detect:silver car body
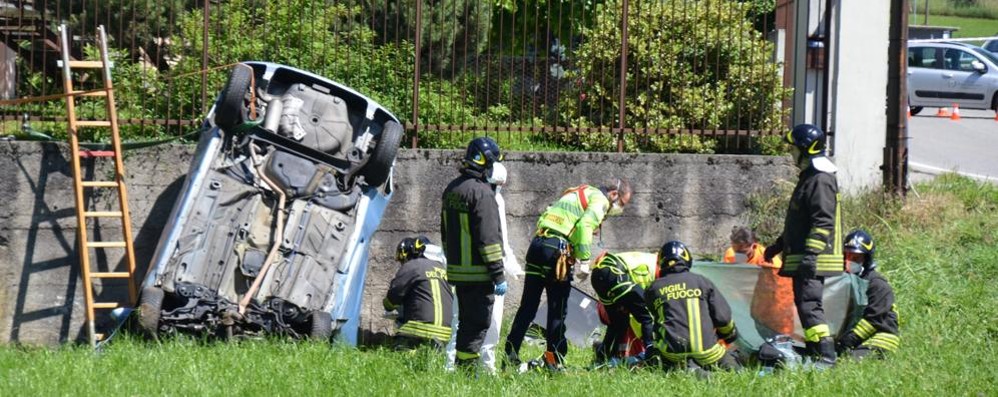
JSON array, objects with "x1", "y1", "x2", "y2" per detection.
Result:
[{"x1": 908, "y1": 42, "x2": 998, "y2": 111}]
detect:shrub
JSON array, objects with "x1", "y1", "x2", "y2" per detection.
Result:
[{"x1": 553, "y1": 0, "x2": 790, "y2": 153}]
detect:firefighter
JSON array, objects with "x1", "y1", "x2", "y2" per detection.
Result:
[
  {"x1": 836, "y1": 229, "x2": 900, "y2": 359},
  {"x1": 504, "y1": 179, "x2": 632, "y2": 370},
  {"x1": 644, "y1": 241, "x2": 741, "y2": 372},
  {"x1": 384, "y1": 236, "x2": 453, "y2": 349},
  {"x1": 441, "y1": 137, "x2": 508, "y2": 368},
  {"x1": 590, "y1": 251, "x2": 657, "y2": 366},
  {"x1": 763, "y1": 123, "x2": 843, "y2": 369},
  {"x1": 722, "y1": 226, "x2": 795, "y2": 337}
]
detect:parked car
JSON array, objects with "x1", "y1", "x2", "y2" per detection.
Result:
[
  {"x1": 984, "y1": 37, "x2": 998, "y2": 55},
  {"x1": 907, "y1": 42, "x2": 998, "y2": 115},
  {"x1": 139, "y1": 62, "x2": 403, "y2": 344}
]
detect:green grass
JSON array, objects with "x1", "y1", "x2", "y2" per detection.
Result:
[
  {"x1": 910, "y1": 14, "x2": 998, "y2": 41},
  {"x1": 911, "y1": 0, "x2": 998, "y2": 19},
  {"x1": 2, "y1": 174, "x2": 997, "y2": 395}
]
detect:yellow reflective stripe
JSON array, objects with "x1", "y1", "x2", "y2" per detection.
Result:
[
  {"x1": 481, "y1": 243, "x2": 503, "y2": 263},
  {"x1": 812, "y1": 228, "x2": 831, "y2": 236},
  {"x1": 460, "y1": 213, "x2": 471, "y2": 267},
  {"x1": 861, "y1": 333, "x2": 900, "y2": 351},
  {"x1": 688, "y1": 298, "x2": 703, "y2": 352},
  {"x1": 852, "y1": 319, "x2": 876, "y2": 339},
  {"x1": 804, "y1": 324, "x2": 830, "y2": 342},
  {"x1": 431, "y1": 280, "x2": 442, "y2": 327},
  {"x1": 659, "y1": 343, "x2": 726, "y2": 365},
  {"x1": 456, "y1": 350, "x2": 481, "y2": 360},
  {"x1": 717, "y1": 320, "x2": 735, "y2": 336},
  {"x1": 834, "y1": 194, "x2": 842, "y2": 255},
  {"x1": 806, "y1": 240, "x2": 826, "y2": 251},
  {"x1": 399, "y1": 321, "x2": 452, "y2": 341}
]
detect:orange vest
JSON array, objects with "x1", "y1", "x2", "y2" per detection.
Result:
[{"x1": 723, "y1": 244, "x2": 795, "y2": 335}]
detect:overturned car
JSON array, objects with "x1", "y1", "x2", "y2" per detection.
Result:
[{"x1": 139, "y1": 62, "x2": 402, "y2": 343}]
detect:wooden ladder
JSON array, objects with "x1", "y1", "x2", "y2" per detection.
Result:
[{"x1": 58, "y1": 24, "x2": 138, "y2": 347}]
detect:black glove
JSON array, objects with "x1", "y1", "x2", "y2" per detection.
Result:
[
  {"x1": 763, "y1": 237, "x2": 784, "y2": 262},
  {"x1": 799, "y1": 254, "x2": 818, "y2": 278},
  {"x1": 836, "y1": 332, "x2": 861, "y2": 354}
]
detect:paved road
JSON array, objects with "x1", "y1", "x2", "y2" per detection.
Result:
[{"x1": 908, "y1": 107, "x2": 998, "y2": 183}]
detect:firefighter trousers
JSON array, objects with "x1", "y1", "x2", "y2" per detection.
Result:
[
  {"x1": 792, "y1": 276, "x2": 828, "y2": 340},
  {"x1": 596, "y1": 289, "x2": 654, "y2": 361},
  {"x1": 506, "y1": 236, "x2": 572, "y2": 364},
  {"x1": 454, "y1": 284, "x2": 495, "y2": 364}
]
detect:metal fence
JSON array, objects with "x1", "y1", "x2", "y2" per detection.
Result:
[{"x1": 0, "y1": 0, "x2": 806, "y2": 152}]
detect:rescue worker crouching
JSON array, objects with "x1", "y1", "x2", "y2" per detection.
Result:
[
  {"x1": 763, "y1": 123, "x2": 843, "y2": 369},
  {"x1": 384, "y1": 236, "x2": 454, "y2": 349},
  {"x1": 441, "y1": 137, "x2": 509, "y2": 369},
  {"x1": 836, "y1": 230, "x2": 901, "y2": 359},
  {"x1": 644, "y1": 241, "x2": 741, "y2": 372},
  {"x1": 590, "y1": 251, "x2": 657, "y2": 366},
  {"x1": 504, "y1": 178, "x2": 632, "y2": 370},
  {"x1": 722, "y1": 226, "x2": 795, "y2": 338}
]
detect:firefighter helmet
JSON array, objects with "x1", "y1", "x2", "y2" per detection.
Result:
[
  {"x1": 844, "y1": 229, "x2": 876, "y2": 276},
  {"x1": 787, "y1": 123, "x2": 826, "y2": 156},
  {"x1": 657, "y1": 240, "x2": 693, "y2": 276},
  {"x1": 462, "y1": 136, "x2": 502, "y2": 173},
  {"x1": 396, "y1": 236, "x2": 431, "y2": 263}
]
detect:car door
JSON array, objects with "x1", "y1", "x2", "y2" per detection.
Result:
[
  {"x1": 907, "y1": 46, "x2": 946, "y2": 107},
  {"x1": 939, "y1": 48, "x2": 990, "y2": 109}
]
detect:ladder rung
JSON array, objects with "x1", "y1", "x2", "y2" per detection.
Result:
[
  {"x1": 72, "y1": 90, "x2": 108, "y2": 97},
  {"x1": 59, "y1": 60, "x2": 108, "y2": 69},
  {"x1": 79, "y1": 150, "x2": 116, "y2": 158},
  {"x1": 87, "y1": 241, "x2": 126, "y2": 248},
  {"x1": 93, "y1": 302, "x2": 121, "y2": 309},
  {"x1": 82, "y1": 181, "x2": 118, "y2": 188},
  {"x1": 77, "y1": 120, "x2": 112, "y2": 127},
  {"x1": 91, "y1": 271, "x2": 131, "y2": 279},
  {"x1": 84, "y1": 211, "x2": 123, "y2": 218}
]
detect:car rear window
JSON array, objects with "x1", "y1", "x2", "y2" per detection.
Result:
[{"x1": 909, "y1": 47, "x2": 940, "y2": 68}]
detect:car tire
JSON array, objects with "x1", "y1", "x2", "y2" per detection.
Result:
[
  {"x1": 359, "y1": 120, "x2": 403, "y2": 187},
  {"x1": 309, "y1": 311, "x2": 333, "y2": 341},
  {"x1": 910, "y1": 106, "x2": 923, "y2": 116},
  {"x1": 215, "y1": 65, "x2": 253, "y2": 131},
  {"x1": 138, "y1": 287, "x2": 165, "y2": 338}
]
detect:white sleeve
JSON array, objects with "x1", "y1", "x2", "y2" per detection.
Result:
[{"x1": 495, "y1": 191, "x2": 524, "y2": 279}]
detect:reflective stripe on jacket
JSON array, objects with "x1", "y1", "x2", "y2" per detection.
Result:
[
  {"x1": 535, "y1": 185, "x2": 610, "y2": 260},
  {"x1": 441, "y1": 173, "x2": 505, "y2": 284}
]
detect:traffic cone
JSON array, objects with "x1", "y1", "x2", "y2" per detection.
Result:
[
  {"x1": 907, "y1": 105, "x2": 911, "y2": 119},
  {"x1": 994, "y1": 111, "x2": 997, "y2": 122},
  {"x1": 950, "y1": 103, "x2": 961, "y2": 121},
  {"x1": 936, "y1": 107, "x2": 951, "y2": 117}
]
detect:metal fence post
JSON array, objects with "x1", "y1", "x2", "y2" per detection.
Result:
[
  {"x1": 411, "y1": 0, "x2": 423, "y2": 149},
  {"x1": 201, "y1": 0, "x2": 209, "y2": 114},
  {"x1": 617, "y1": 0, "x2": 629, "y2": 153}
]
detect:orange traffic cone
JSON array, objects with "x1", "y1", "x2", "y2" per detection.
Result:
[
  {"x1": 950, "y1": 103, "x2": 961, "y2": 121},
  {"x1": 936, "y1": 107, "x2": 951, "y2": 117},
  {"x1": 994, "y1": 111, "x2": 997, "y2": 122},
  {"x1": 907, "y1": 105, "x2": 912, "y2": 119}
]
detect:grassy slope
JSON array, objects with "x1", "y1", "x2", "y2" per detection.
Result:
[
  {"x1": 910, "y1": 14, "x2": 998, "y2": 39},
  {"x1": 1, "y1": 174, "x2": 996, "y2": 396}
]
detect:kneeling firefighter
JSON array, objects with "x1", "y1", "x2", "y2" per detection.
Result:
[
  {"x1": 644, "y1": 241, "x2": 741, "y2": 371},
  {"x1": 384, "y1": 236, "x2": 454, "y2": 348},
  {"x1": 836, "y1": 229, "x2": 900, "y2": 359},
  {"x1": 590, "y1": 251, "x2": 657, "y2": 365}
]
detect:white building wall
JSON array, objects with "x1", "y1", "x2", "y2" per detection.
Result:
[{"x1": 829, "y1": 0, "x2": 891, "y2": 193}]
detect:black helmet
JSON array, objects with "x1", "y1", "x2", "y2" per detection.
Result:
[
  {"x1": 843, "y1": 229, "x2": 876, "y2": 276},
  {"x1": 657, "y1": 240, "x2": 693, "y2": 276},
  {"x1": 463, "y1": 137, "x2": 502, "y2": 173},
  {"x1": 396, "y1": 236, "x2": 431, "y2": 263},
  {"x1": 787, "y1": 123, "x2": 826, "y2": 157}
]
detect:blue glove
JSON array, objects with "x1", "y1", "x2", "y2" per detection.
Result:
[{"x1": 494, "y1": 281, "x2": 508, "y2": 296}]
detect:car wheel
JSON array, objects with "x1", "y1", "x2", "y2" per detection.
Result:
[
  {"x1": 309, "y1": 311, "x2": 333, "y2": 341},
  {"x1": 359, "y1": 120, "x2": 403, "y2": 187},
  {"x1": 215, "y1": 65, "x2": 253, "y2": 131},
  {"x1": 910, "y1": 106, "x2": 923, "y2": 116},
  {"x1": 138, "y1": 287, "x2": 165, "y2": 338}
]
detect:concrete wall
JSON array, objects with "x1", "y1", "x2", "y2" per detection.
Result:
[
  {"x1": 828, "y1": 0, "x2": 891, "y2": 193},
  {"x1": 0, "y1": 142, "x2": 795, "y2": 345}
]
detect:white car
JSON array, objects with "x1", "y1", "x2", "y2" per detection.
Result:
[
  {"x1": 907, "y1": 42, "x2": 998, "y2": 115},
  {"x1": 139, "y1": 62, "x2": 402, "y2": 344}
]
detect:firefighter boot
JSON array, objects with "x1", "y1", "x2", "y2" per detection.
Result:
[{"x1": 815, "y1": 337, "x2": 837, "y2": 370}]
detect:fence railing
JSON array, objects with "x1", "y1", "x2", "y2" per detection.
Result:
[{"x1": 0, "y1": 0, "x2": 799, "y2": 153}]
